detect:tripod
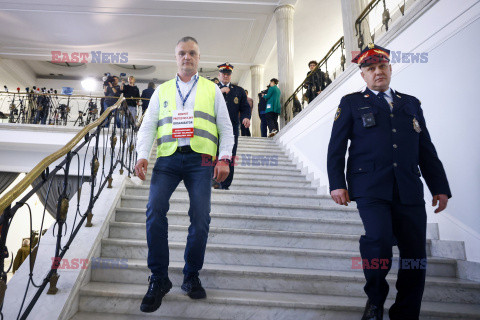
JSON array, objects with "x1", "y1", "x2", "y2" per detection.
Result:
[
  {"x1": 15, "y1": 98, "x2": 27, "y2": 123},
  {"x1": 74, "y1": 111, "x2": 85, "y2": 126}
]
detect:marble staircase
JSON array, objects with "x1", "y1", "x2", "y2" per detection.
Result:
[{"x1": 71, "y1": 137, "x2": 480, "y2": 320}]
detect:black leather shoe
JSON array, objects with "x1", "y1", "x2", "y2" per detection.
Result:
[
  {"x1": 361, "y1": 299, "x2": 384, "y2": 320},
  {"x1": 140, "y1": 276, "x2": 172, "y2": 313},
  {"x1": 181, "y1": 275, "x2": 207, "y2": 299}
]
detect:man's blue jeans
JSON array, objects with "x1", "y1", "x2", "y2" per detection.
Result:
[{"x1": 146, "y1": 151, "x2": 213, "y2": 279}]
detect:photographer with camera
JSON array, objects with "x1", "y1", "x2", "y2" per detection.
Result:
[
  {"x1": 122, "y1": 76, "x2": 140, "y2": 127},
  {"x1": 102, "y1": 74, "x2": 123, "y2": 127},
  {"x1": 34, "y1": 88, "x2": 50, "y2": 125}
]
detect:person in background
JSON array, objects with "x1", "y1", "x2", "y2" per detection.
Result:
[
  {"x1": 258, "y1": 86, "x2": 269, "y2": 137},
  {"x1": 103, "y1": 75, "x2": 123, "y2": 127},
  {"x1": 241, "y1": 89, "x2": 253, "y2": 136},
  {"x1": 122, "y1": 76, "x2": 140, "y2": 126},
  {"x1": 304, "y1": 60, "x2": 326, "y2": 103},
  {"x1": 262, "y1": 78, "x2": 281, "y2": 137},
  {"x1": 215, "y1": 62, "x2": 251, "y2": 190},
  {"x1": 293, "y1": 95, "x2": 302, "y2": 118},
  {"x1": 141, "y1": 81, "x2": 156, "y2": 114}
]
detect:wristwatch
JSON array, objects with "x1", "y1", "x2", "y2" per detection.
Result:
[{"x1": 219, "y1": 158, "x2": 231, "y2": 164}]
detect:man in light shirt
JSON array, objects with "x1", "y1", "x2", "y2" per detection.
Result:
[{"x1": 135, "y1": 36, "x2": 234, "y2": 313}]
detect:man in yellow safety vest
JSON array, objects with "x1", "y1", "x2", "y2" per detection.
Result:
[{"x1": 135, "y1": 36, "x2": 234, "y2": 313}]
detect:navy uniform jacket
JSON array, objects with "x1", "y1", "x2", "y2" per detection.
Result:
[
  {"x1": 327, "y1": 88, "x2": 451, "y2": 205},
  {"x1": 219, "y1": 83, "x2": 251, "y2": 135}
]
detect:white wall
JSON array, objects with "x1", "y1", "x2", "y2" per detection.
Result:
[{"x1": 278, "y1": 0, "x2": 480, "y2": 262}]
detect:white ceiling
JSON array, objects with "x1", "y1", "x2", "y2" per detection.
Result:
[{"x1": 0, "y1": 0, "x2": 297, "y2": 84}]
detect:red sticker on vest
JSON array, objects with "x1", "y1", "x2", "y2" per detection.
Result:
[{"x1": 172, "y1": 110, "x2": 194, "y2": 138}]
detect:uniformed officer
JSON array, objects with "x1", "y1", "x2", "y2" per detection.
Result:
[
  {"x1": 214, "y1": 63, "x2": 251, "y2": 190},
  {"x1": 327, "y1": 43, "x2": 451, "y2": 320}
]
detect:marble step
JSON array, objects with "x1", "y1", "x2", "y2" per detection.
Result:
[
  {"x1": 147, "y1": 156, "x2": 295, "y2": 167},
  {"x1": 147, "y1": 161, "x2": 305, "y2": 177},
  {"x1": 115, "y1": 207, "x2": 362, "y2": 233},
  {"x1": 78, "y1": 282, "x2": 480, "y2": 320},
  {"x1": 101, "y1": 239, "x2": 456, "y2": 277},
  {"x1": 124, "y1": 186, "x2": 334, "y2": 207},
  {"x1": 119, "y1": 195, "x2": 359, "y2": 220},
  {"x1": 145, "y1": 163, "x2": 303, "y2": 174},
  {"x1": 91, "y1": 260, "x2": 480, "y2": 304},
  {"x1": 109, "y1": 221, "x2": 431, "y2": 254},
  {"x1": 71, "y1": 312, "x2": 197, "y2": 320},
  {"x1": 144, "y1": 175, "x2": 312, "y2": 187},
  {"x1": 143, "y1": 171, "x2": 307, "y2": 183},
  {"x1": 221, "y1": 181, "x2": 318, "y2": 194},
  {"x1": 114, "y1": 208, "x2": 439, "y2": 240}
]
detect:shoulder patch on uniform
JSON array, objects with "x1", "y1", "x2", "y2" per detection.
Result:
[{"x1": 334, "y1": 107, "x2": 341, "y2": 121}]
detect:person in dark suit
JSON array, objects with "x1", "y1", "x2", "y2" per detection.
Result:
[
  {"x1": 327, "y1": 43, "x2": 451, "y2": 320},
  {"x1": 141, "y1": 82, "x2": 156, "y2": 114},
  {"x1": 214, "y1": 63, "x2": 251, "y2": 190},
  {"x1": 258, "y1": 86, "x2": 269, "y2": 137}
]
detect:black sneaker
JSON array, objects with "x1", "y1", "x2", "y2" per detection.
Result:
[
  {"x1": 140, "y1": 276, "x2": 172, "y2": 313},
  {"x1": 181, "y1": 275, "x2": 207, "y2": 299}
]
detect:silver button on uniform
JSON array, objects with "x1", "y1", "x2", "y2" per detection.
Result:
[
  {"x1": 392, "y1": 129, "x2": 397, "y2": 133},
  {"x1": 393, "y1": 163, "x2": 398, "y2": 167},
  {"x1": 393, "y1": 144, "x2": 398, "y2": 148}
]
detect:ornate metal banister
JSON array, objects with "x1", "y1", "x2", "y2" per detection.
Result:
[{"x1": 0, "y1": 94, "x2": 139, "y2": 319}]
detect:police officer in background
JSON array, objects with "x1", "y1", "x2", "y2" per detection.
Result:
[
  {"x1": 327, "y1": 43, "x2": 451, "y2": 320},
  {"x1": 214, "y1": 63, "x2": 251, "y2": 190}
]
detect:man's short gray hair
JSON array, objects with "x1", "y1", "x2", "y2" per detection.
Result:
[{"x1": 177, "y1": 36, "x2": 198, "y2": 46}]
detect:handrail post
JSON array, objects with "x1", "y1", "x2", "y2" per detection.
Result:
[
  {"x1": 86, "y1": 125, "x2": 101, "y2": 227},
  {"x1": 108, "y1": 108, "x2": 118, "y2": 188},
  {"x1": 0, "y1": 205, "x2": 12, "y2": 311},
  {"x1": 47, "y1": 151, "x2": 72, "y2": 295}
]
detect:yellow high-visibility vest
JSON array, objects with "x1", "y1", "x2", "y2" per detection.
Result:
[{"x1": 156, "y1": 76, "x2": 218, "y2": 157}]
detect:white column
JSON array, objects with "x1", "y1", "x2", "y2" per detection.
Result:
[
  {"x1": 250, "y1": 65, "x2": 264, "y2": 137},
  {"x1": 274, "y1": 4, "x2": 295, "y2": 127},
  {"x1": 341, "y1": 0, "x2": 373, "y2": 67}
]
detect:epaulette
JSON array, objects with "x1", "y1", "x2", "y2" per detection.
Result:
[
  {"x1": 395, "y1": 91, "x2": 421, "y2": 104},
  {"x1": 343, "y1": 91, "x2": 362, "y2": 98}
]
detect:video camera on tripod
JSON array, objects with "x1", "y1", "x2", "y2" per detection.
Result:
[
  {"x1": 87, "y1": 99, "x2": 98, "y2": 115},
  {"x1": 102, "y1": 72, "x2": 127, "y2": 86}
]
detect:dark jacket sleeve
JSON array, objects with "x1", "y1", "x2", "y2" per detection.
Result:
[
  {"x1": 327, "y1": 97, "x2": 353, "y2": 191},
  {"x1": 416, "y1": 103, "x2": 452, "y2": 198},
  {"x1": 263, "y1": 86, "x2": 274, "y2": 100},
  {"x1": 238, "y1": 88, "x2": 251, "y2": 120}
]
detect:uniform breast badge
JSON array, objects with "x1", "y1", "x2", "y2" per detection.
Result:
[
  {"x1": 413, "y1": 118, "x2": 422, "y2": 133},
  {"x1": 234, "y1": 97, "x2": 239, "y2": 104}
]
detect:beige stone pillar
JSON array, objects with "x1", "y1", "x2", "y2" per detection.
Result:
[
  {"x1": 274, "y1": 4, "x2": 295, "y2": 127},
  {"x1": 250, "y1": 65, "x2": 264, "y2": 137}
]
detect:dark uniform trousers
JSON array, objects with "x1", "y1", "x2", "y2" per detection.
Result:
[
  {"x1": 219, "y1": 83, "x2": 251, "y2": 189},
  {"x1": 327, "y1": 88, "x2": 451, "y2": 320},
  {"x1": 356, "y1": 179, "x2": 427, "y2": 319}
]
